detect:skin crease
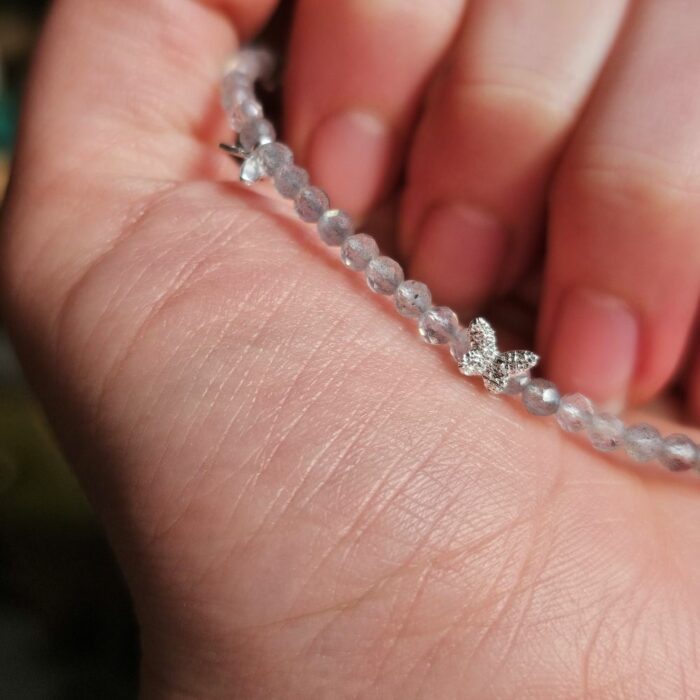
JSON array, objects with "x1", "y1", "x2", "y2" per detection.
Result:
[{"x1": 3, "y1": 1, "x2": 700, "y2": 698}]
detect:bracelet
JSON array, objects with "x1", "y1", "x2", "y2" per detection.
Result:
[{"x1": 219, "y1": 47, "x2": 699, "y2": 476}]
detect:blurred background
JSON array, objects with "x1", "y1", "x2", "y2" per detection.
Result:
[{"x1": 0, "y1": 1, "x2": 139, "y2": 697}]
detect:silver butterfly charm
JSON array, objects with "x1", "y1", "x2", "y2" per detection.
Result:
[{"x1": 457, "y1": 317, "x2": 539, "y2": 394}]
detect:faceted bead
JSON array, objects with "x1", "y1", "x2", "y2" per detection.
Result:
[
  {"x1": 556, "y1": 393, "x2": 594, "y2": 433},
  {"x1": 660, "y1": 434, "x2": 698, "y2": 472},
  {"x1": 366, "y1": 256, "x2": 404, "y2": 295},
  {"x1": 229, "y1": 57, "x2": 256, "y2": 79},
  {"x1": 522, "y1": 379, "x2": 560, "y2": 416},
  {"x1": 395, "y1": 280, "x2": 432, "y2": 318},
  {"x1": 274, "y1": 164, "x2": 309, "y2": 199},
  {"x1": 221, "y1": 71, "x2": 252, "y2": 113},
  {"x1": 587, "y1": 413, "x2": 625, "y2": 452},
  {"x1": 503, "y1": 374, "x2": 531, "y2": 396},
  {"x1": 449, "y1": 327, "x2": 471, "y2": 362},
  {"x1": 294, "y1": 186, "x2": 330, "y2": 223},
  {"x1": 232, "y1": 48, "x2": 274, "y2": 81},
  {"x1": 257, "y1": 142, "x2": 293, "y2": 176},
  {"x1": 317, "y1": 209, "x2": 354, "y2": 246},
  {"x1": 239, "y1": 118, "x2": 276, "y2": 153},
  {"x1": 223, "y1": 86, "x2": 253, "y2": 116},
  {"x1": 230, "y1": 98, "x2": 264, "y2": 131},
  {"x1": 418, "y1": 306, "x2": 459, "y2": 345},
  {"x1": 238, "y1": 142, "x2": 288, "y2": 186},
  {"x1": 624, "y1": 423, "x2": 662, "y2": 462},
  {"x1": 239, "y1": 153, "x2": 264, "y2": 184},
  {"x1": 340, "y1": 234, "x2": 379, "y2": 271}
]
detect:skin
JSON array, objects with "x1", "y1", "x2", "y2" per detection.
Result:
[{"x1": 2, "y1": 0, "x2": 700, "y2": 697}]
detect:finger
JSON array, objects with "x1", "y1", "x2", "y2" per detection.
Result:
[
  {"x1": 541, "y1": 0, "x2": 700, "y2": 409},
  {"x1": 3, "y1": 0, "x2": 277, "y2": 318},
  {"x1": 400, "y1": 0, "x2": 628, "y2": 311},
  {"x1": 284, "y1": 0, "x2": 466, "y2": 218}
]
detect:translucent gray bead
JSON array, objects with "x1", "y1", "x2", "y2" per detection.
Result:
[
  {"x1": 239, "y1": 118, "x2": 276, "y2": 152},
  {"x1": 274, "y1": 164, "x2": 309, "y2": 199},
  {"x1": 238, "y1": 141, "x2": 289, "y2": 186},
  {"x1": 230, "y1": 98, "x2": 264, "y2": 131},
  {"x1": 257, "y1": 142, "x2": 293, "y2": 176},
  {"x1": 660, "y1": 434, "x2": 698, "y2": 472},
  {"x1": 340, "y1": 234, "x2": 379, "y2": 271},
  {"x1": 418, "y1": 306, "x2": 459, "y2": 345},
  {"x1": 503, "y1": 374, "x2": 531, "y2": 396},
  {"x1": 624, "y1": 423, "x2": 662, "y2": 462},
  {"x1": 294, "y1": 186, "x2": 330, "y2": 223},
  {"x1": 395, "y1": 280, "x2": 432, "y2": 318},
  {"x1": 317, "y1": 209, "x2": 354, "y2": 246},
  {"x1": 232, "y1": 48, "x2": 274, "y2": 81},
  {"x1": 226, "y1": 68, "x2": 252, "y2": 86},
  {"x1": 522, "y1": 379, "x2": 560, "y2": 416},
  {"x1": 239, "y1": 153, "x2": 264, "y2": 184},
  {"x1": 366, "y1": 256, "x2": 404, "y2": 295},
  {"x1": 221, "y1": 71, "x2": 252, "y2": 113},
  {"x1": 556, "y1": 393, "x2": 594, "y2": 433},
  {"x1": 449, "y1": 327, "x2": 471, "y2": 362},
  {"x1": 223, "y1": 86, "x2": 253, "y2": 116},
  {"x1": 587, "y1": 413, "x2": 625, "y2": 452}
]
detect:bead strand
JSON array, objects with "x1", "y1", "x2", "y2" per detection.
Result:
[{"x1": 220, "y1": 48, "x2": 700, "y2": 477}]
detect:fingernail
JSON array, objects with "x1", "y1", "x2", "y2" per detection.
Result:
[
  {"x1": 308, "y1": 110, "x2": 391, "y2": 217},
  {"x1": 409, "y1": 203, "x2": 507, "y2": 309},
  {"x1": 547, "y1": 288, "x2": 639, "y2": 410}
]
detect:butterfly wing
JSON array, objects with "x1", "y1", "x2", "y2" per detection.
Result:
[
  {"x1": 483, "y1": 350, "x2": 539, "y2": 394},
  {"x1": 467, "y1": 317, "x2": 498, "y2": 360},
  {"x1": 456, "y1": 317, "x2": 496, "y2": 375},
  {"x1": 496, "y1": 350, "x2": 539, "y2": 375},
  {"x1": 482, "y1": 372, "x2": 510, "y2": 394},
  {"x1": 459, "y1": 349, "x2": 489, "y2": 377}
]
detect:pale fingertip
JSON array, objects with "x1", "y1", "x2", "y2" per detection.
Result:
[
  {"x1": 545, "y1": 288, "x2": 639, "y2": 409},
  {"x1": 409, "y1": 203, "x2": 507, "y2": 310},
  {"x1": 307, "y1": 110, "x2": 392, "y2": 218}
]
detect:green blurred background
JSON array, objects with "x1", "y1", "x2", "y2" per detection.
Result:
[{"x1": 0, "y1": 1, "x2": 139, "y2": 697}]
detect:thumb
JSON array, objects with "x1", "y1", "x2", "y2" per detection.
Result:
[{"x1": 2, "y1": 0, "x2": 277, "y2": 354}]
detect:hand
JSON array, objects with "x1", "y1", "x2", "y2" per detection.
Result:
[{"x1": 2, "y1": 1, "x2": 700, "y2": 697}]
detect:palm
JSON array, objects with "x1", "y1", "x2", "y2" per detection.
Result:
[{"x1": 3, "y1": 1, "x2": 700, "y2": 697}]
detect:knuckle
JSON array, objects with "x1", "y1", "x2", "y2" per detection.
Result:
[
  {"x1": 437, "y1": 61, "x2": 577, "y2": 131},
  {"x1": 554, "y1": 144, "x2": 700, "y2": 221}
]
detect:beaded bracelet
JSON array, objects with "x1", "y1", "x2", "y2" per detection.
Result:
[{"x1": 219, "y1": 47, "x2": 699, "y2": 475}]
